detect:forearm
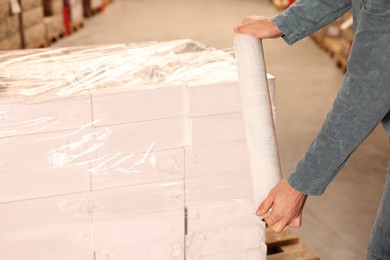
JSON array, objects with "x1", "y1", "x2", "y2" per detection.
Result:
[
  {"x1": 287, "y1": 11, "x2": 390, "y2": 195},
  {"x1": 273, "y1": 0, "x2": 352, "y2": 45}
]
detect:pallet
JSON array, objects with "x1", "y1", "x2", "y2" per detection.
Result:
[
  {"x1": 335, "y1": 52, "x2": 348, "y2": 73},
  {"x1": 31, "y1": 39, "x2": 50, "y2": 49},
  {"x1": 47, "y1": 31, "x2": 65, "y2": 43},
  {"x1": 71, "y1": 19, "x2": 85, "y2": 33},
  {"x1": 266, "y1": 228, "x2": 320, "y2": 260},
  {"x1": 321, "y1": 37, "x2": 342, "y2": 57}
]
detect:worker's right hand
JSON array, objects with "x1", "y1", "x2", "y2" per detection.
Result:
[
  {"x1": 256, "y1": 178, "x2": 308, "y2": 233},
  {"x1": 234, "y1": 16, "x2": 283, "y2": 39}
]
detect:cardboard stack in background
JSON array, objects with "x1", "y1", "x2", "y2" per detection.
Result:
[
  {"x1": 69, "y1": 0, "x2": 83, "y2": 26},
  {"x1": 0, "y1": 0, "x2": 22, "y2": 50},
  {"x1": 43, "y1": 0, "x2": 64, "y2": 40},
  {"x1": 20, "y1": 0, "x2": 46, "y2": 48},
  {"x1": 82, "y1": 0, "x2": 103, "y2": 17},
  {"x1": 0, "y1": 41, "x2": 276, "y2": 259}
]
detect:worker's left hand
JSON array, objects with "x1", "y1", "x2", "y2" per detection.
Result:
[{"x1": 256, "y1": 178, "x2": 308, "y2": 232}]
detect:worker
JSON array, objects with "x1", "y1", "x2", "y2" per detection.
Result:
[{"x1": 234, "y1": 0, "x2": 390, "y2": 258}]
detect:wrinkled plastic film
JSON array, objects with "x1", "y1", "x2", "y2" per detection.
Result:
[
  {"x1": 0, "y1": 40, "x2": 278, "y2": 260},
  {"x1": 234, "y1": 34, "x2": 282, "y2": 206}
]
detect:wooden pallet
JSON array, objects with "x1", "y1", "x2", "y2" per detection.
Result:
[
  {"x1": 47, "y1": 31, "x2": 65, "y2": 43},
  {"x1": 266, "y1": 228, "x2": 320, "y2": 260},
  {"x1": 321, "y1": 37, "x2": 342, "y2": 57},
  {"x1": 31, "y1": 39, "x2": 50, "y2": 49},
  {"x1": 335, "y1": 52, "x2": 348, "y2": 73},
  {"x1": 71, "y1": 19, "x2": 85, "y2": 33}
]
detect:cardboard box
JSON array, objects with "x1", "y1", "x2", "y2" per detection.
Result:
[
  {"x1": 22, "y1": 6, "x2": 44, "y2": 29},
  {"x1": 70, "y1": 0, "x2": 83, "y2": 22},
  {"x1": 0, "y1": 94, "x2": 92, "y2": 138},
  {"x1": 190, "y1": 112, "x2": 246, "y2": 147},
  {"x1": 19, "y1": 0, "x2": 42, "y2": 11},
  {"x1": 0, "y1": 0, "x2": 9, "y2": 21},
  {"x1": 95, "y1": 243, "x2": 184, "y2": 260},
  {"x1": 186, "y1": 248, "x2": 265, "y2": 260},
  {"x1": 187, "y1": 81, "x2": 242, "y2": 117},
  {"x1": 0, "y1": 164, "x2": 91, "y2": 203},
  {"x1": 91, "y1": 183, "x2": 184, "y2": 257},
  {"x1": 95, "y1": 117, "x2": 188, "y2": 158},
  {"x1": 0, "y1": 20, "x2": 6, "y2": 40},
  {"x1": 0, "y1": 128, "x2": 95, "y2": 172},
  {"x1": 93, "y1": 210, "x2": 184, "y2": 259},
  {"x1": 43, "y1": 0, "x2": 63, "y2": 16},
  {"x1": 0, "y1": 192, "x2": 92, "y2": 259},
  {"x1": 23, "y1": 22, "x2": 45, "y2": 48},
  {"x1": 44, "y1": 14, "x2": 64, "y2": 38},
  {"x1": 5, "y1": 14, "x2": 19, "y2": 36},
  {"x1": 185, "y1": 142, "x2": 249, "y2": 177},
  {"x1": 91, "y1": 147, "x2": 184, "y2": 191},
  {"x1": 186, "y1": 221, "x2": 264, "y2": 258},
  {"x1": 185, "y1": 171, "x2": 254, "y2": 205},
  {"x1": 0, "y1": 32, "x2": 21, "y2": 50},
  {"x1": 91, "y1": 85, "x2": 186, "y2": 127}
]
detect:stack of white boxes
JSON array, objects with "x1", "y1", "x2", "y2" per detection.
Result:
[{"x1": 0, "y1": 44, "x2": 276, "y2": 260}]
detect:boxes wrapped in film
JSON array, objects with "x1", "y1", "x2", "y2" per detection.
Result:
[{"x1": 0, "y1": 40, "x2": 278, "y2": 259}]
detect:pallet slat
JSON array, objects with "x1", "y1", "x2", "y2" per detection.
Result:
[{"x1": 266, "y1": 228, "x2": 320, "y2": 260}]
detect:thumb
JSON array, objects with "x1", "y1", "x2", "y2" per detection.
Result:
[
  {"x1": 234, "y1": 25, "x2": 259, "y2": 38},
  {"x1": 256, "y1": 194, "x2": 274, "y2": 217}
]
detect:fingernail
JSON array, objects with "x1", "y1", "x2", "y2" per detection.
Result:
[{"x1": 255, "y1": 209, "x2": 261, "y2": 216}]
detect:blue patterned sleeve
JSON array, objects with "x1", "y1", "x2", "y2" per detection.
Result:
[{"x1": 272, "y1": 0, "x2": 352, "y2": 45}]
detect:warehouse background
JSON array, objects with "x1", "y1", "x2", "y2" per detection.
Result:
[{"x1": 1, "y1": 0, "x2": 389, "y2": 259}]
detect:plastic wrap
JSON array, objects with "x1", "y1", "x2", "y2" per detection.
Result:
[{"x1": 0, "y1": 39, "x2": 277, "y2": 260}]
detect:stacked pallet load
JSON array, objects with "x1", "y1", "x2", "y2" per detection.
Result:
[
  {"x1": 0, "y1": 40, "x2": 277, "y2": 260},
  {"x1": 20, "y1": 0, "x2": 47, "y2": 48},
  {"x1": 0, "y1": 0, "x2": 22, "y2": 50},
  {"x1": 43, "y1": 0, "x2": 65, "y2": 42},
  {"x1": 336, "y1": 17, "x2": 354, "y2": 72},
  {"x1": 310, "y1": 11, "x2": 352, "y2": 57},
  {"x1": 82, "y1": 0, "x2": 103, "y2": 18},
  {"x1": 67, "y1": 0, "x2": 84, "y2": 32}
]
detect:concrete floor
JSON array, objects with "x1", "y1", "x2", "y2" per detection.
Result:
[{"x1": 54, "y1": 0, "x2": 389, "y2": 259}]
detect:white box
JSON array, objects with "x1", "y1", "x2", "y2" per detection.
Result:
[
  {"x1": 91, "y1": 147, "x2": 184, "y2": 191},
  {"x1": 0, "y1": 128, "x2": 96, "y2": 172},
  {"x1": 95, "y1": 117, "x2": 188, "y2": 158},
  {"x1": 190, "y1": 112, "x2": 246, "y2": 147},
  {"x1": 95, "y1": 243, "x2": 184, "y2": 260},
  {"x1": 52, "y1": 252, "x2": 95, "y2": 260},
  {"x1": 0, "y1": 94, "x2": 92, "y2": 138},
  {"x1": 187, "y1": 75, "x2": 275, "y2": 117},
  {"x1": 91, "y1": 181, "x2": 184, "y2": 218},
  {"x1": 187, "y1": 248, "x2": 266, "y2": 260},
  {"x1": 185, "y1": 142, "x2": 249, "y2": 177},
  {"x1": 91, "y1": 183, "x2": 184, "y2": 255},
  {"x1": 0, "y1": 164, "x2": 91, "y2": 203},
  {"x1": 187, "y1": 81, "x2": 241, "y2": 117},
  {"x1": 186, "y1": 221, "x2": 265, "y2": 258},
  {"x1": 185, "y1": 171, "x2": 254, "y2": 205},
  {"x1": 91, "y1": 85, "x2": 186, "y2": 126},
  {"x1": 0, "y1": 192, "x2": 92, "y2": 260},
  {"x1": 93, "y1": 210, "x2": 184, "y2": 259}
]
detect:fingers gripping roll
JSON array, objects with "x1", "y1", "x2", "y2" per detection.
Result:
[{"x1": 234, "y1": 34, "x2": 282, "y2": 207}]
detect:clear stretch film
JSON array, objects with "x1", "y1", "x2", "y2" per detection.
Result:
[{"x1": 234, "y1": 34, "x2": 282, "y2": 206}]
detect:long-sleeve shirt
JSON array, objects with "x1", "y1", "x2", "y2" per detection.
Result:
[{"x1": 272, "y1": 0, "x2": 390, "y2": 195}]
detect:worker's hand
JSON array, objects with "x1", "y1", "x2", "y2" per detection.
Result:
[
  {"x1": 256, "y1": 178, "x2": 308, "y2": 233},
  {"x1": 234, "y1": 16, "x2": 283, "y2": 39}
]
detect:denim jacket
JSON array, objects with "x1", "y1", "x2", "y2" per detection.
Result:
[{"x1": 272, "y1": 0, "x2": 390, "y2": 195}]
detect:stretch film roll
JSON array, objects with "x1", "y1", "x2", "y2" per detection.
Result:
[{"x1": 234, "y1": 34, "x2": 282, "y2": 206}]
